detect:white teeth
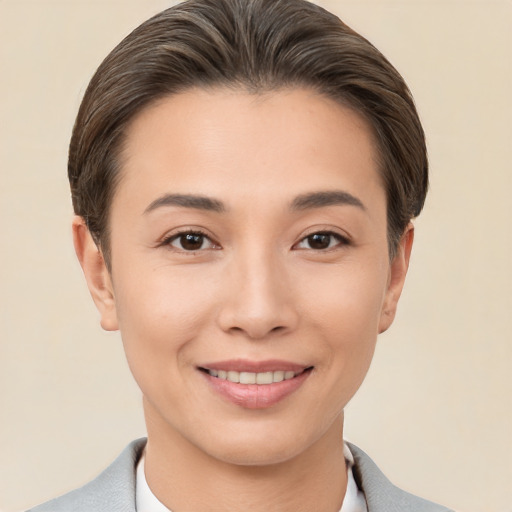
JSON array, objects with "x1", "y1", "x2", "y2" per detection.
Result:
[
  {"x1": 256, "y1": 372, "x2": 273, "y2": 385},
  {"x1": 227, "y1": 371, "x2": 240, "y2": 383},
  {"x1": 207, "y1": 369, "x2": 300, "y2": 384},
  {"x1": 239, "y1": 372, "x2": 256, "y2": 384},
  {"x1": 273, "y1": 370, "x2": 284, "y2": 383}
]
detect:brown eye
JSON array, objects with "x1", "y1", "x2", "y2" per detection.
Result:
[
  {"x1": 295, "y1": 231, "x2": 348, "y2": 250},
  {"x1": 167, "y1": 231, "x2": 216, "y2": 251},
  {"x1": 180, "y1": 233, "x2": 204, "y2": 250},
  {"x1": 307, "y1": 233, "x2": 331, "y2": 249}
]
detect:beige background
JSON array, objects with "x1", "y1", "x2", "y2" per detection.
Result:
[{"x1": 1, "y1": 0, "x2": 511, "y2": 511}]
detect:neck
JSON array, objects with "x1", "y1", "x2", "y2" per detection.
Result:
[{"x1": 143, "y1": 400, "x2": 348, "y2": 512}]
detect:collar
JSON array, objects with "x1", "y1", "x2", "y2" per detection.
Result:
[{"x1": 136, "y1": 443, "x2": 367, "y2": 512}]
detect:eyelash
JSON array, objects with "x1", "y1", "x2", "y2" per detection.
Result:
[
  {"x1": 160, "y1": 229, "x2": 349, "y2": 252},
  {"x1": 293, "y1": 231, "x2": 350, "y2": 251},
  {"x1": 161, "y1": 230, "x2": 219, "y2": 252}
]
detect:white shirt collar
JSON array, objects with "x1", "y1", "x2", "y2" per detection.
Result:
[
  {"x1": 136, "y1": 452, "x2": 171, "y2": 512},
  {"x1": 136, "y1": 443, "x2": 367, "y2": 512},
  {"x1": 341, "y1": 443, "x2": 368, "y2": 512}
]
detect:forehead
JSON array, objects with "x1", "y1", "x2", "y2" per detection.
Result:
[{"x1": 115, "y1": 87, "x2": 384, "y2": 213}]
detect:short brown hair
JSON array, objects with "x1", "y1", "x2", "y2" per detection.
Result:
[{"x1": 69, "y1": 0, "x2": 428, "y2": 266}]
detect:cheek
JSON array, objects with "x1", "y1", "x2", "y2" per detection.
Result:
[
  {"x1": 297, "y1": 259, "x2": 388, "y2": 391},
  {"x1": 298, "y1": 257, "x2": 389, "y2": 336},
  {"x1": 111, "y1": 266, "x2": 216, "y2": 375}
]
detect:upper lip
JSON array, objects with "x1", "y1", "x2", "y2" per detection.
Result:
[{"x1": 198, "y1": 359, "x2": 311, "y2": 373}]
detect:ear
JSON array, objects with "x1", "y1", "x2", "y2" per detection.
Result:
[
  {"x1": 378, "y1": 223, "x2": 414, "y2": 334},
  {"x1": 72, "y1": 216, "x2": 119, "y2": 331}
]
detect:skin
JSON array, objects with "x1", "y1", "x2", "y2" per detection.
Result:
[{"x1": 74, "y1": 88, "x2": 413, "y2": 512}]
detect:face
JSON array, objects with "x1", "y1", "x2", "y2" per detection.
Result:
[{"x1": 76, "y1": 88, "x2": 412, "y2": 466}]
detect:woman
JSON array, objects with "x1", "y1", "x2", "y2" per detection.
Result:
[{"x1": 30, "y1": 0, "x2": 452, "y2": 510}]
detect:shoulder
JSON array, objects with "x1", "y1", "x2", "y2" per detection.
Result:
[
  {"x1": 347, "y1": 442, "x2": 454, "y2": 512},
  {"x1": 28, "y1": 438, "x2": 453, "y2": 512},
  {"x1": 27, "y1": 438, "x2": 146, "y2": 512}
]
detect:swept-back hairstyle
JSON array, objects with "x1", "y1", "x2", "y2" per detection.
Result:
[{"x1": 69, "y1": 0, "x2": 427, "y2": 266}]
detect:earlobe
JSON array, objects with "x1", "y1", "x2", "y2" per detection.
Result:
[
  {"x1": 378, "y1": 223, "x2": 414, "y2": 334},
  {"x1": 72, "y1": 216, "x2": 119, "y2": 331}
]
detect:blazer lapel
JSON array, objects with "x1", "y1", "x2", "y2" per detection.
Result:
[
  {"x1": 28, "y1": 438, "x2": 146, "y2": 512},
  {"x1": 347, "y1": 442, "x2": 453, "y2": 512}
]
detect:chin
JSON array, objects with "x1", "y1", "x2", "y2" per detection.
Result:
[
  {"x1": 208, "y1": 440, "x2": 304, "y2": 467},
  {"x1": 195, "y1": 421, "x2": 324, "y2": 467}
]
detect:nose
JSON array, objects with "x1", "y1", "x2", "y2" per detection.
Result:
[{"x1": 216, "y1": 249, "x2": 299, "y2": 340}]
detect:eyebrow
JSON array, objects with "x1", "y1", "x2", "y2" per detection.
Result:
[
  {"x1": 144, "y1": 194, "x2": 226, "y2": 214},
  {"x1": 143, "y1": 190, "x2": 365, "y2": 215},
  {"x1": 291, "y1": 190, "x2": 366, "y2": 211}
]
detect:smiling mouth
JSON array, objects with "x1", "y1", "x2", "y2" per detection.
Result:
[
  {"x1": 198, "y1": 363, "x2": 314, "y2": 408},
  {"x1": 199, "y1": 367, "x2": 313, "y2": 385}
]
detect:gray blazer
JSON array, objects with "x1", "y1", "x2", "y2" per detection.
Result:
[{"x1": 28, "y1": 438, "x2": 453, "y2": 512}]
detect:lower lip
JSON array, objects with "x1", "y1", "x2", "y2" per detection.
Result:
[{"x1": 201, "y1": 369, "x2": 312, "y2": 409}]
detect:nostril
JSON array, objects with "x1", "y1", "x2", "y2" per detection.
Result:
[{"x1": 226, "y1": 324, "x2": 287, "y2": 339}]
